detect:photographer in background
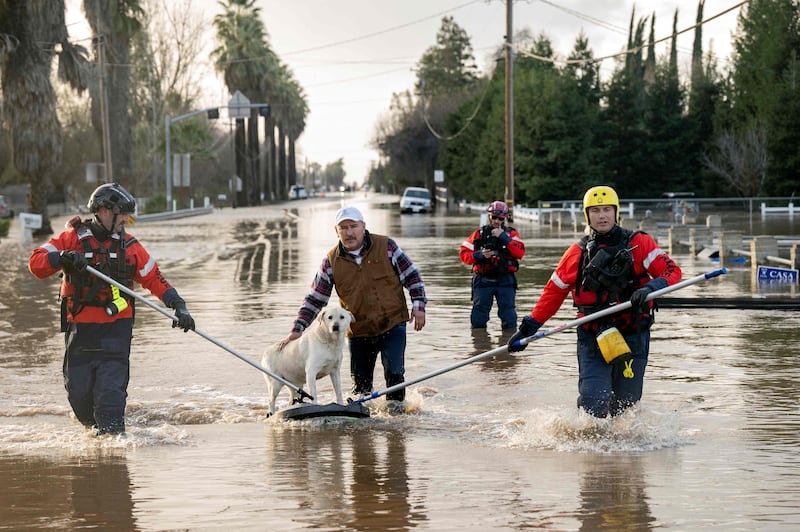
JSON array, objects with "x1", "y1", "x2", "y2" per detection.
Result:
[{"x1": 459, "y1": 201, "x2": 526, "y2": 331}]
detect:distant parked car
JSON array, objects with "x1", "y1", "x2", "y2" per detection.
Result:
[
  {"x1": 0, "y1": 195, "x2": 13, "y2": 219},
  {"x1": 399, "y1": 187, "x2": 432, "y2": 214},
  {"x1": 289, "y1": 185, "x2": 308, "y2": 200}
]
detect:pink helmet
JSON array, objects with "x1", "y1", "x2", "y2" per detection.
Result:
[{"x1": 488, "y1": 200, "x2": 509, "y2": 219}]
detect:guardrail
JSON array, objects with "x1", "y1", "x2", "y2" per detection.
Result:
[
  {"x1": 136, "y1": 206, "x2": 213, "y2": 222},
  {"x1": 761, "y1": 202, "x2": 795, "y2": 216}
]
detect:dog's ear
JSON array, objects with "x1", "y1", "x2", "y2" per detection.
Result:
[
  {"x1": 347, "y1": 310, "x2": 355, "y2": 322},
  {"x1": 317, "y1": 311, "x2": 326, "y2": 324}
]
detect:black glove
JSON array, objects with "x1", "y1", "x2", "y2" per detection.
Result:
[
  {"x1": 630, "y1": 286, "x2": 654, "y2": 312},
  {"x1": 171, "y1": 302, "x2": 195, "y2": 332},
  {"x1": 508, "y1": 316, "x2": 542, "y2": 353},
  {"x1": 59, "y1": 250, "x2": 88, "y2": 274}
]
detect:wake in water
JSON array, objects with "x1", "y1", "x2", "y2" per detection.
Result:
[
  {"x1": 0, "y1": 383, "x2": 265, "y2": 454},
  {"x1": 499, "y1": 404, "x2": 692, "y2": 453},
  {"x1": 0, "y1": 420, "x2": 191, "y2": 456}
]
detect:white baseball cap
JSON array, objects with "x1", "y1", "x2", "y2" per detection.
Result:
[{"x1": 335, "y1": 206, "x2": 364, "y2": 225}]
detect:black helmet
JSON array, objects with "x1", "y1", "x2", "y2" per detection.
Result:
[{"x1": 88, "y1": 183, "x2": 136, "y2": 214}]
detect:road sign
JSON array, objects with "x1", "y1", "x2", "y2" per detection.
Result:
[{"x1": 228, "y1": 90, "x2": 251, "y2": 119}]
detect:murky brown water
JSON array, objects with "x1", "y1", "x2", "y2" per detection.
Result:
[{"x1": 2, "y1": 194, "x2": 799, "y2": 530}]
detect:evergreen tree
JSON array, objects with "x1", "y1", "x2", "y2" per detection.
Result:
[
  {"x1": 416, "y1": 16, "x2": 479, "y2": 98},
  {"x1": 599, "y1": 12, "x2": 649, "y2": 196},
  {"x1": 723, "y1": 0, "x2": 800, "y2": 195},
  {"x1": 643, "y1": 10, "x2": 692, "y2": 196},
  {"x1": 372, "y1": 16, "x2": 480, "y2": 192},
  {"x1": 687, "y1": 0, "x2": 724, "y2": 196},
  {"x1": 515, "y1": 34, "x2": 605, "y2": 202}
]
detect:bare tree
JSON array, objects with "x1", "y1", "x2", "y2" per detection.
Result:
[
  {"x1": 704, "y1": 124, "x2": 769, "y2": 197},
  {"x1": 130, "y1": 0, "x2": 209, "y2": 194},
  {"x1": 82, "y1": 0, "x2": 144, "y2": 183}
]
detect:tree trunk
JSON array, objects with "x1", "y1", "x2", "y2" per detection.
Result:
[
  {"x1": 85, "y1": 2, "x2": 134, "y2": 184},
  {"x1": 269, "y1": 122, "x2": 278, "y2": 202},
  {"x1": 247, "y1": 112, "x2": 260, "y2": 204},
  {"x1": 235, "y1": 118, "x2": 247, "y2": 206},
  {"x1": 1, "y1": 0, "x2": 67, "y2": 235},
  {"x1": 262, "y1": 116, "x2": 273, "y2": 202},
  {"x1": 278, "y1": 122, "x2": 287, "y2": 201},
  {"x1": 289, "y1": 138, "x2": 297, "y2": 187}
]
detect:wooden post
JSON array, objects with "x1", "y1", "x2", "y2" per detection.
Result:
[
  {"x1": 751, "y1": 235, "x2": 779, "y2": 264},
  {"x1": 719, "y1": 231, "x2": 743, "y2": 264},
  {"x1": 689, "y1": 227, "x2": 710, "y2": 256},
  {"x1": 668, "y1": 225, "x2": 689, "y2": 255}
]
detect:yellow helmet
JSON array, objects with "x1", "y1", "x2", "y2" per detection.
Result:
[{"x1": 583, "y1": 185, "x2": 619, "y2": 224}]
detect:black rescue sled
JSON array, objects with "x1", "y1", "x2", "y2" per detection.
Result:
[{"x1": 273, "y1": 401, "x2": 370, "y2": 421}]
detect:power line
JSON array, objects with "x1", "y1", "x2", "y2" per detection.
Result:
[
  {"x1": 281, "y1": 0, "x2": 485, "y2": 57},
  {"x1": 304, "y1": 67, "x2": 412, "y2": 88},
  {"x1": 536, "y1": 0, "x2": 627, "y2": 36},
  {"x1": 514, "y1": 1, "x2": 747, "y2": 67}
]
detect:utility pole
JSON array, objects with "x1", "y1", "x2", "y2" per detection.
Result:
[
  {"x1": 97, "y1": 32, "x2": 113, "y2": 182},
  {"x1": 504, "y1": 0, "x2": 514, "y2": 220}
]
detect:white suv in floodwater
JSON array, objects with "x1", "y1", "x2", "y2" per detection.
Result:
[
  {"x1": 289, "y1": 185, "x2": 308, "y2": 200},
  {"x1": 399, "y1": 187, "x2": 432, "y2": 214}
]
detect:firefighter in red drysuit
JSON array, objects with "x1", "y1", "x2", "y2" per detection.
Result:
[
  {"x1": 509, "y1": 185, "x2": 681, "y2": 417},
  {"x1": 460, "y1": 201, "x2": 526, "y2": 331},
  {"x1": 29, "y1": 183, "x2": 195, "y2": 435}
]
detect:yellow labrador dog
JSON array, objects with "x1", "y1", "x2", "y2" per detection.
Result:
[{"x1": 262, "y1": 306, "x2": 353, "y2": 415}]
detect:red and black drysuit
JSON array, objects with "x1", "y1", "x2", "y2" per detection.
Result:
[
  {"x1": 460, "y1": 223, "x2": 526, "y2": 330},
  {"x1": 524, "y1": 225, "x2": 681, "y2": 417},
  {"x1": 29, "y1": 216, "x2": 187, "y2": 434}
]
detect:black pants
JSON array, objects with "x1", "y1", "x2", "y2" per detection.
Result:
[
  {"x1": 349, "y1": 322, "x2": 407, "y2": 401},
  {"x1": 63, "y1": 319, "x2": 133, "y2": 434}
]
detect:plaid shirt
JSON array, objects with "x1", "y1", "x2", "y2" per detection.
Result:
[{"x1": 292, "y1": 233, "x2": 427, "y2": 333}]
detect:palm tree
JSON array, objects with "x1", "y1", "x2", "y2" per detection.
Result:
[
  {"x1": 0, "y1": 1, "x2": 88, "y2": 235},
  {"x1": 212, "y1": 0, "x2": 275, "y2": 206},
  {"x1": 82, "y1": 0, "x2": 144, "y2": 183},
  {"x1": 212, "y1": 0, "x2": 308, "y2": 205},
  {"x1": 280, "y1": 76, "x2": 309, "y2": 196},
  {"x1": 266, "y1": 65, "x2": 309, "y2": 201},
  {"x1": 276, "y1": 68, "x2": 308, "y2": 199}
]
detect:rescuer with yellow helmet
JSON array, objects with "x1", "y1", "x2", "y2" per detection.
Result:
[{"x1": 509, "y1": 185, "x2": 682, "y2": 417}]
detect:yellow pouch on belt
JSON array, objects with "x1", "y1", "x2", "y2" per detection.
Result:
[{"x1": 596, "y1": 326, "x2": 632, "y2": 365}]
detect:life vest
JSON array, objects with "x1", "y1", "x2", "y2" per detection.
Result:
[
  {"x1": 61, "y1": 217, "x2": 137, "y2": 317},
  {"x1": 472, "y1": 225, "x2": 519, "y2": 276},
  {"x1": 573, "y1": 227, "x2": 650, "y2": 331}
]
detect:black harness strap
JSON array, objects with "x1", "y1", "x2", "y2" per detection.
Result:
[{"x1": 64, "y1": 222, "x2": 136, "y2": 317}]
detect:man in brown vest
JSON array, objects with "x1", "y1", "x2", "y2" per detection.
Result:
[{"x1": 280, "y1": 206, "x2": 427, "y2": 404}]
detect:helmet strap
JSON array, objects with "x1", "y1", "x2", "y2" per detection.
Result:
[{"x1": 91, "y1": 211, "x2": 117, "y2": 240}]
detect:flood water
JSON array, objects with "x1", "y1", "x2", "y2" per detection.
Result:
[{"x1": 1, "y1": 194, "x2": 799, "y2": 530}]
